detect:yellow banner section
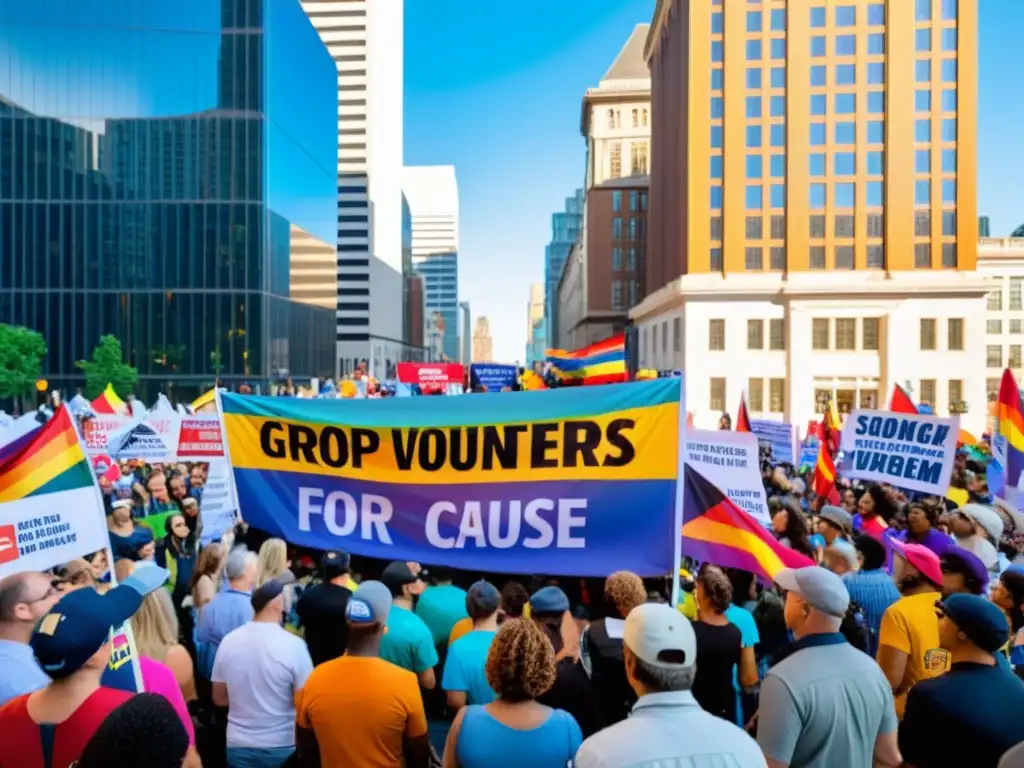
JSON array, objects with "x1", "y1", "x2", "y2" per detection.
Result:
[{"x1": 222, "y1": 401, "x2": 680, "y2": 485}]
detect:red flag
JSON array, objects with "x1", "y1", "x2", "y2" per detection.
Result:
[
  {"x1": 812, "y1": 437, "x2": 841, "y2": 505},
  {"x1": 888, "y1": 383, "x2": 918, "y2": 414},
  {"x1": 736, "y1": 393, "x2": 752, "y2": 432}
]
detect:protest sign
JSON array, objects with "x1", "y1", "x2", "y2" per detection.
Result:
[
  {"x1": 107, "y1": 417, "x2": 181, "y2": 461},
  {"x1": 470, "y1": 364, "x2": 518, "y2": 392},
  {"x1": 198, "y1": 459, "x2": 238, "y2": 545},
  {"x1": 684, "y1": 428, "x2": 769, "y2": 525},
  {"x1": 750, "y1": 419, "x2": 796, "y2": 464},
  {"x1": 839, "y1": 409, "x2": 957, "y2": 495},
  {"x1": 178, "y1": 416, "x2": 225, "y2": 459},
  {"x1": 219, "y1": 379, "x2": 685, "y2": 576}
]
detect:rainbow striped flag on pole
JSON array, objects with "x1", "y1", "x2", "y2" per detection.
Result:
[{"x1": 546, "y1": 333, "x2": 627, "y2": 386}]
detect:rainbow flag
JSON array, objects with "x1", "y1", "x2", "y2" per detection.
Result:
[
  {"x1": 0, "y1": 406, "x2": 108, "y2": 577},
  {"x1": 997, "y1": 368, "x2": 1024, "y2": 488},
  {"x1": 91, "y1": 383, "x2": 127, "y2": 415},
  {"x1": 682, "y1": 464, "x2": 815, "y2": 582},
  {"x1": 546, "y1": 334, "x2": 626, "y2": 386}
]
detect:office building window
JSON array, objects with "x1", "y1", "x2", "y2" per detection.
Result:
[
  {"x1": 863, "y1": 318, "x2": 880, "y2": 350},
  {"x1": 746, "y1": 155, "x2": 764, "y2": 179},
  {"x1": 920, "y1": 379, "x2": 937, "y2": 405},
  {"x1": 835, "y1": 215, "x2": 855, "y2": 238},
  {"x1": 629, "y1": 191, "x2": 638, "y2": 212},
  {"x1": 712, "y1": 41, "x2": 724, "y2": 63},
  {"x1": 710, "y1": 378, "x2": 726, "y2": 412},
  {"x1": 916, "y1": 60, "x2": 931, "y2": 83},
  {"x1": 632, "y1": 108, "x2": 639, "y2": 128},
  {"x1": 1013, "y1": 347, "x2": 1024, "y2": 369},
  {"x1": 745, "y1": 247, "x2": 764, "y2": 270},
  {"x1": 811, "y1": 65, "x2": 827, "y2": 86},
  {"x1": 771, "y1": 215, "x2": 786, "y2": 239},
  {"x1": 867, "y1": 92, "x2": 885, "y2": 114},
  {"x1": 711, "y1": 126, "x2": 723, "y2": 149},
  {"x1": 921, "y1": 319, "x2": 937, "y2": 351},
  {"x1": 835, "y1": 245, "x2": 855, "y2": 270},
  {"x1": 942, "y1": 180, "x2": 957, "y2": 204},
  {"x1": 942, "y1": 242, "x2": 957, "y2": 268},
  {"x1": 631, "y1": 142, "x2": 649, "y2": 174},
  {"x1": 943, "y1": 28, "x2": 957, "y2": 51},
  {"x1": 610, "y1": 143, "x2": 622, "y2": 178},
  {"x1": 942, "y1": 211, "x2": 956, "y2": 236},
  {"x1": 836, "y1": 318, "x2": 856, "y2": 350},
  {"x1": 811, "y1": 36, "x2": 826, "y2": 57},
  {"x1": 916, "y1": 119, "x2": 931, "y2": 143},
  {"x1": 988, "y1": 319, "x2": 1002, "y2": 335},
  {"x1": 747, "y1": 40, "x2": 762, "y2": 60},
  {"x1": 915, "y1": 243, "x2": 932, "y2": 268},
  {"x1": 748, "y1": 378, "x2": 764, "y2": 411},
  {"x1": 834, "y1": 153, "x2": 855, "y2": 176},
  {"x1": 810, "y1": 7, "x2": 826, "y2": 27},
  {"x1": 746, "y1": 215, "x2": 763, "y2": 239},
  {"x1": 988, "y1": 289, "x2": 1004, "y2": 311},
  {"x1": 612, "y1": 191, "x2": 622, "y2": 212},
  {"x1": 867, "y1": 214, "x2": 885, "y2": 237},
  {"x1": 835, "y1": 183, "x2": 855, "y2": 208},
  {"x1": 810, "y1": 215, "x2": 826, "y2": 238},
  {"x1": 915, "y1": 211, "x2": 931, "y2": 236},
  {"x1": 989, "y1": 378, "x2": 1002, "y2": 397},
  {"x1": 835, "y1": 93, "x2": 856, "y2": 114},
  {"x1": 612, "y1": 218, "x2": 622, "y2": 239},
  {"x1": 868, "y1": 33, "x2": 885, "y2": 54},
  {"x1": 916, "y1": 0, "x2": 932, "y2": 21},
  {"x1": 942, "y1": 119, "x2": 957, "y2": 142},
  {"x1": 746, "y1": 186, "x2": 763, "y2": 210},
  {"x1": 662, "y1": 321, "x2": 669, "y2": 353},
  {"x1": 836, "y1": 35, "x2": 856, "y2": 56},
  {"x1": 747, "y1": 67, "x2": 762, "y2": 89},
  {"x1": 640, "y1": 191, "x2": 648, "y2": 211},
  {"x1": 916, "y1": 28, "x2": 932, "y2": 52},
  {"x1": 942, "y1": 59, "x2": 958, "y2": 83},
  {"x1": 836, "y1": 122, "x2": 855, "y2": 144},
  {"x1": 611, "y1": 280, "x2": 623, "y2": 309},
  {"x1": 943, "y1": 88, "x2": 957, "y2": 112},
  {"x1": 710, "y1": 216, "x2": 722, "y2": 240},
  {"x1": 628, "y1": 218, "x2": 637, "y2": 241},
  {"x1": 915, "y1": 180, "x2": 930, "y2": 206},
  {"x1": 942, "y1": 0, "x2": 958, "y2": 20},
  {"x1": 770, "y1": 319, "x2": 785, "y2": 350},
  {"x1": 642, "y1": 109, "x2": 648, "y2": 127},
  {"x1": 867, "y1": 182, "x2": 884, "y2": 207},
  {"x1": 770, "y1": 154, "x2": 786, "y2": 178},
  {"x1": 836, "y1": 64, "x2": 856, "y2": 85},
  {"x1": 629, "y1": 280, "x2": 638, "y2": 307},
  {"x1": 712, "y1": 97, "x2": 724, "y2": 119},
  {"x1": 770, "y1": 95, "x2": 785, "y2": 117},
  {"x1": 810, "y1": 246, "x2": 827, "y2": 269},
  {"x1": 772, "y1": 8, "x2": 786, "y2": 31},
  {"x1": 710, "y1": 247, "x2": 723, "y2": 271},
  {"x1": 747, "y1": 125, "x2": 763, "y2": 147},
  {"x1": 868, "y1": 3, "x2": 885, "y2": 25},
  {"x1": 836, "y1": 5, "x2": 856, "y2": 26},
  {"x1": 748, "y1": 319, "x2": 764, "y2": 350},
  {"x1": 868, "y1": 121, "x2": 884, "y2": 144},
  {"x1": 949, "y1": 379, "x2": 964, "y2": 407},
  {"x1": 712, "y1": 12, "x2": 724, "y2": 34},
  {"x1": 673, "y1": 318, "x2": 681, "y2": 352},
  {"x1": 612, "y1": 247, "x2": 622, "y2": 271},
  {"x1": 942, "y1": 149, "x2": 957, "y2": 173},
  {"x1": 867, "y1": 244, "x2": 885, "y2": 269},
  {"x1": 771, "y1": 124, "x2": 786, "y2": 147},
  {"x1": 916, "y1": 149, "x2": 930, "y2": 173},
  {"x1": 1012, "y1": 278, "x2": 1023, "y2": 310},
  {"x1": 769, "y1": 379, "x2": 786, "y2": 412},
  {"x1": 810, "y1": 153, "x2": 826, "y2": 177},
  {"x1": 771, "y1": 67, "x2": 785, "y2": 88},
  {"x1": 916, "y1": 90, "x2": 932, "y2": 112},
  {"x1": 770, "y1": 246, "x2": 786, "y2": 270},
  {"x1": 771, "y1": 39, "x2": 786, "y2": 60},
  {"x1": 948, "y1": 318, "x2": 964, "y2": 351},
  {"x1": 812, "y1": 318, "x2": 831, "y2": 350},
  {"x1": 626, "y1": 247, "x2": 636, "y2": 271},
  {"x1": 711, "y1": 185, "x2": 723, "y2": 210},
  {"x1": 709, "y1": 319, "x2": 725, "y2": 350},
  {"x1": 811, "y1": 184, "x2": 826, "y2": 210}
]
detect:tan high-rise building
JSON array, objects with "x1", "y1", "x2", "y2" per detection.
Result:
[
  {"x1": 527, "y1": 283, "x2": 544, "y2": 339},
  {"x1": 289, "y1": 224, "x2": 337, "y2": 310},
  {"x1": 472, "y1": 317, "x2": 494, "y2": 362}
]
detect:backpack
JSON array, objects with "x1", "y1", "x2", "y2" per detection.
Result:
[{"x1": 840, "y1": 599, "x2": 873, "y2": 654}]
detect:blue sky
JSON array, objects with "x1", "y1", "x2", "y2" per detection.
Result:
[{"x1": 405, "y1": 1, "x2": 1024, "y2": 364}]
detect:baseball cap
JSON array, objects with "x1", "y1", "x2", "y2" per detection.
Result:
[
  {"x1": 251, "y1": 575, "x2": 294, "y2": 614},
  {"x1": 466, "y1": 581, "x2": 501, "y2": 619},
  {"x1": 381, "y1": 561, "x2": 424, "y2": 593},
  {"x1": 32, "y1": 566, "x2": 169, "y2": 679},
  {"x1": 321, "y1": 550, "x2": 351, "y2": 578},
  {"x1": 623, "y1": 603, "x2": 696, "y2": 669},
  {"x1": 529, "y1": 585, "x2": 570, "y2": 615},
  {"x1": 938, "y1": 593, "x2": 1010, "y2": 653},
  {"x1": 889, "y1": 539, "x2": 944, "y2": 588},
  {"x1": 819, "y1": 505, "x2": 853, "y2": 532},
  {"x1": 826, "y1": 540, "x2": 859, "y2": 570},
  {"x1": 939, "y1": 549, "x2": 990, "y2": 593},
  {"x1": 775, "y1": 566, "x2": 850, "y2": 618},
  {"x1": 345, "y1": 580, "x2": 392, "y2": 626}
]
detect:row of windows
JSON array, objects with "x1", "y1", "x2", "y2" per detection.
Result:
[
  {"x1": 809, "y1": 90, "x2": 886, "y2": 116},
  {"x1": 712, "y1": 9, "x2": 787, "y2": 35},
  {"x1": 987, "y1": 345, "x2": 1024, "y2": 370},
  {"x1": 914, "y1": 149, "x2": 958, "y2": 173},
  {"x1": 811, "y1": 318, "x2": 882, "y2": 351},
  {"x1": 916, "y1": 27, "x2": 959, "y2": 52},
  {"x1": 611, "y1": 190, "x2": 648, "y2": 213},
  {"x1": 987, "y1": 280, "x2": 1024, "y2": 312},
  {"x1": 711, "y1": 181, "x2": 952, "y2": 212},
  {"x1": 611, "y1": 217, "x2": 646, "y2": 241},
  {"x1": 709, "y1": 378, "x2": 786, "y2": 414},
  {"x1": 711, "y1": 123, "x2": 788, "y2": 149},
  {"x1": 915, "y1": 0, "x2": 960, "y2": 22},
  {"x1": 610, "y1": 246, "x2": 645, "y2": 272},
  {"x1": 718, "y1": 120, "x2": 900, "y2": 150},
  {"x1": 608, "y1": 142, "x2": 648, "y2": 179},
  {"x1": 809, "y1": 151, "x2": 886, "y2": 176},
  {"x1": 810, "y1": 34, "x2": 883, "y2": 58},
  {"x1": 915, "y1": 118, "x2": 958, "y2": 142},
  {"x1": 610, "y1": 279, "x2": 640, "y2": 311},
  {"x1": 810, "y1": 4, "x2": 886, "y2": 28},
  {"x1": 706, "y1": 211, "x2": 953, "y2": 244},
  {"x1": 640, "y1": 317, "x2": 682, "y2": 359},
  {"x1": 913, "y1": 242, "x2": 959, "y2": 268},
  {"x1": 986, "y1": 319, "x2": 1024, "y2": 335},
  {"x1": 921, "y1": 318, "x2": 965, "y2": 351},
  {"x1": 915, "y1": 59, "x2": 959, "y2": 84},
  {"x1": 707, "y1": 318, "x2": 786, "y2": 351},
  {"x1": 606, "y1": 108, "x2": 648, "y2": 130},
  {"x1": 916, "y1": 379, "x2": 965, "y2": 410},
  {"x1": 916, "y1": 89, "x2": 959, "y2": 113},
  {"x1": 914, "y1": 179, "x2": 958, "y2": 207}
]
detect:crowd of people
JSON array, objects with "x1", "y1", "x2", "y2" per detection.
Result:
[{"x1": 4, "y1": 422, "x2": 1024, "y2": 766}]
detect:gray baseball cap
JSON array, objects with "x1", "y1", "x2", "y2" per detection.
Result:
[
  {"x1": 775, "y1": 566, "x2": 850, "y2": 618},
  {"x1": 819, "y1": 505, "x2": 853, "y2": 533},
  {"x1": 345, "y1": 580, "x2": 391, "y2": 626}
]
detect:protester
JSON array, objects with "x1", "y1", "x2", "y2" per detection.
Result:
[
  {"x1": 900, "y1": 594, "x2": 1024, "y2": 768},
  {"x1": 876, "y1": 540, "x2": 947, "y2": 719},
  {"x1": 953, "y1": 504, "x2": 1004, "y2": 572},
  {"x1": 993, "y1": 570, "x2": 1024, "y2": 648},
  {"x1": 500, "y1": 581, "x2": 530, "y2": 619},
  {"x1": 443, "y1": 580, "x2": 501, "y2": 709},
  {"x1": 758, "y1": 566, "x2": 901, "y2": 768},
  {"x1": 579, "y1": 570, "x2": 647, "y2": 726},
  {"x1": 843, "y1": 535, "x2": 900, "y2": 654},
  {"x1": 196, "y1": 547, "x2": 258, "y2": 678},
  {"x1": 379, "y1": 560, "x2": 438, "y2": 689},
  {"x1": 0, "y1": 566, "x2": 171, "y2": 767},
  {"x1": 529, "y1": 585, "x2": 604, "y2": 738},
  {"x1": 575, "y1": 603, "x2": 766, "y2": 768},
  {"x1": 76, "y1": 693, "x2": 191, "y2": 768},
  {"x1": 416, "y1": 565, "x2": 469, "y2": 646},
  {"x1": 295, "y1": 550, "x2": 354, "y2": 666},
  {"x1": 131, "y1": 587, "x2": 196, "y2": 702},
  {"x1": 822, "y1": 539, "x2": 858, "y2": 576},
  {"x1": 212, "y1": 578, "x2": 313, "y2": 767},
  {"x1": 296, "y1": 581, "x2": 431, "y2": 768},
  {"x1": 107, "y1": 498, "x2": 148, "y2": 560},
  {"x1": 156, "y1": 512, "x2": 197, "y2": 637},
  {"x1": 940, "y1": 548, "x2": 990, "y2": 596},
  {"x1": 0, "y1": 571, "x2": 63, "y2": 706},
  {"x1": 895, "y1": 502, "x2": 953, "y2": 555},
  {"x1": 190, "y1": 544, "x2": 226, "y2": 611},
  {"x1": 691, "y1": 566, "x2": 756, "y2": 723},
  {"x1": 723, "y1": 567, "x2": 763, "y2": 725},
  {"x1": 441, "y1": 618, "x2": 582, "y2": 768},
  {"x1": 817, "y1": 505, "x2": 851, "y2": 547},
  {"x1": 255, "y1": 538, "x2": 295, "y2": 617},
  {"x1": 854, "y1": 484, "x2": 892, "y2": 540}
]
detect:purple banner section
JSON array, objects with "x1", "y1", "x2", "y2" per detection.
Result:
[{"x1": 233, "y1": 468, "x2": 677, "y2": 576}]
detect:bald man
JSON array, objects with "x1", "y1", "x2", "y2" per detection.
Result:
[{"x1": 0, "y1": 571, "x2": 62, "y2": 705}]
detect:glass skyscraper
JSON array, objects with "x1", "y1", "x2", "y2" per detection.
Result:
[
  {"x1": 544, "y1": 189, "x2": 584, "y2": 348},
  {"x1": 414, "y1": 253, "x2": 459, "y2": 361},
  {"x1": 0, "y1": 0, "x2": 338, "y2": 400}
]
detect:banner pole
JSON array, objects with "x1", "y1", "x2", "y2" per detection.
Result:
[
  {"x1": 671, "y1": 376, "x2": 687, "y2": 608},
  {"x1": 213, "y1": 388, "x2": 243, "y2": 527}
]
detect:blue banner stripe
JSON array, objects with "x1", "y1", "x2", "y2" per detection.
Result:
[
  {"x1": 232, "y1": 468, "x2": 677, "y2": 577},
  {"x1": 221, "y1": 378, "x2": 680, "y2": 427},
  {"x1": 545, "y1": 348, "x2": 624, "y2": 372}
]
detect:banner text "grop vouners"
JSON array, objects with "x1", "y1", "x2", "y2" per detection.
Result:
[{"x1": 218, "y1": 379, "x2": 684, "y2": 576}]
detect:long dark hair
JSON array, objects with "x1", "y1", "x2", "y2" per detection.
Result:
[
  {"x1": 1000, "y1": 571, "x2": 1024, "y2": 634},
  {"x1": 865, "y1": 485, "x2": 898, "y2": 523},
  {"x1": 781, "y1": 507, "x2": 814, "y2": 559}
]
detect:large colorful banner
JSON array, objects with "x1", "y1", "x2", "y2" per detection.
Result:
[
  {"x1": 219, "y1": 379, "x2": 685, "y2": 576},
  {"x1": 840, "y1": 409, "x2": 958, "y2": 495}
]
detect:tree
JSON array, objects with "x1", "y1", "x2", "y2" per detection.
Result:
[
  {"x1": 0, "y1": 324, "x2": 47, "y2": 402},
  {"x1": 77, "y1": 335, "x2": 139, "y2": 399}
]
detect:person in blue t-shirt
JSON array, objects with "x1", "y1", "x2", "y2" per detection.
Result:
[
  {"x1": 379, "y1": 561, "x2": 439, "y2": 691},
  {"x1": 415, "y1": 566, "x2": 469, "y2": 646},
  {"x1": 443, "y1": 581, "x2": 501, "y2": 710}
]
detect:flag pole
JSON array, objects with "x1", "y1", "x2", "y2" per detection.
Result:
[{"x1": 671, "y1": 376, "x2": 687, "y2": 608}]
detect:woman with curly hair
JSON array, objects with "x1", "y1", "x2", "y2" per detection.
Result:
[{"x1": 442, "y1": 618, "x2": 582, "y2": 768}]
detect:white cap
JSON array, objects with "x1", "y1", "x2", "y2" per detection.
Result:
[{"x1": 623, "y1": 603, "x2": 696, "y2": 669}]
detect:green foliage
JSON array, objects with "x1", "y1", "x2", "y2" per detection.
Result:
[
  {"x1": 0, "y1": 324, "x2": 47, "y2": 399},
  {"x1": 76, "y1": 335, "x2": 139, "y2": 399}
]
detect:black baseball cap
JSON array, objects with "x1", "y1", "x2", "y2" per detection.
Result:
[
  {"x1": 251, "y1": 574, "x2": 294, "y2": 614},
  {"x1": 381, "y1": 561, "x2": 425, "y2": 594},
  {"x1": 466, "y1": 581, "x2": 501, "y2": 619},
  {"x1": 321, "y1": 550, "x2": 351, "y2": 578}
]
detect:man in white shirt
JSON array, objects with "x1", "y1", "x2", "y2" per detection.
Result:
[
  {"x1": 575, "y1": 602, "x2": 766, "y2": 768},
  {"x1": 212, "y1": 577, "x2": 314, "y2": 768}
]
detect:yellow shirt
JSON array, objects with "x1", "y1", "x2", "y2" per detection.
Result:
[
  {"x1": 877, "y1": 591, "x2": 949, "y2": 718},
  {"x1": 677, "y1": 592, "x2": 698, "y2": 620}
]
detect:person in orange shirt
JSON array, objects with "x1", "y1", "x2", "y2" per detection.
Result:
[{"x1": 295, "y1": 580, "x2": 431, "y2": 768}]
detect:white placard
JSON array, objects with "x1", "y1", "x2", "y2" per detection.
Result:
[{"x1": 684, "y1": 428, "x2": 769, "y2": 525}]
